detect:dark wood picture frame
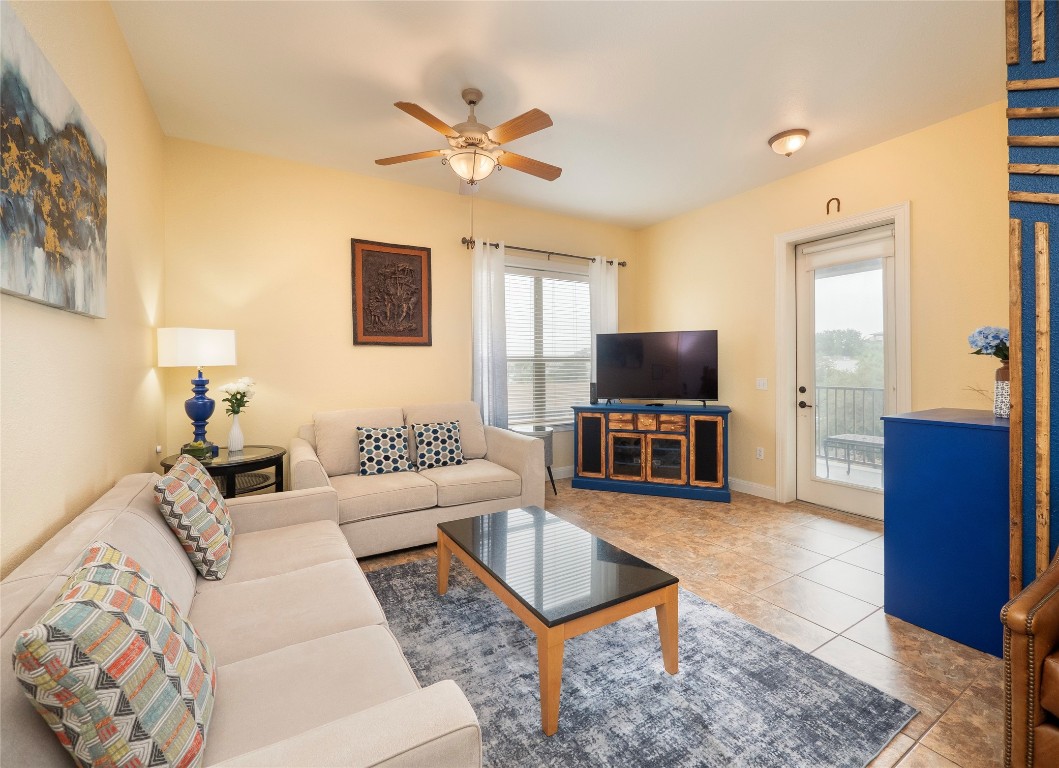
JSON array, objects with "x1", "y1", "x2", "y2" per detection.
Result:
[{"x1": 351, "y1": 239, "x2": 432, "y2": 346}]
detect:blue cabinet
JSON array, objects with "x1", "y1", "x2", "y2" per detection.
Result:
[
  {"x1": 881, "y1": 409, "x2": 1009, "y2": 657},
  {"x1": 572, "y1": 404, "x2": 731, "y2": 502}
]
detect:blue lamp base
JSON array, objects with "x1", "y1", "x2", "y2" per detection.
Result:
[{"x1": 184, "y1": 368, "x2": 217, "y2": 451}]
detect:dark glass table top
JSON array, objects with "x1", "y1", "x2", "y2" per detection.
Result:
[
  {"x1": 439, "y1": 506, "x2": 677, "y2": 628},
  {"x1": 160, "y1": 444, "x2": 285, "y2": 469}
]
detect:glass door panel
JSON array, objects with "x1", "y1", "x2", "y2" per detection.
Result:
[
  {"x1": 647, "y1": 434, "x2": 687, "y2": 484},
  {"x1": 608, "y1": 433, "x2": 644, "y2": 480}
]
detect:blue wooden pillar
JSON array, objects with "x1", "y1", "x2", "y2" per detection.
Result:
[{"x1": 1007, "y1": 1, "x2": 1059, "y2": 591}]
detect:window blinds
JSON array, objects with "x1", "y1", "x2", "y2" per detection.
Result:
[{"x1": 505, "y1": 268, "x2": 592, "y2": 427}]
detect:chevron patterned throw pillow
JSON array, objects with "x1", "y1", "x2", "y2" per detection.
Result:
[
  {"x1": 155, "y1": 454, "x2": 233, "y2": 580},
  {"x1": 12, "y1": 541, "x2": 216, "y2": 768}
]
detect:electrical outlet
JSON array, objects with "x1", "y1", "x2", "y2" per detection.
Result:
[
  {"x1": 755, "y1": 447, "x2": 765, "y2": 460},
  {"x1": 756, "y1": 378, "x2": 768, "y2": 390}
]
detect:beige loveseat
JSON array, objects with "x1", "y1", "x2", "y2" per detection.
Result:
[
  {"x1": 291, "y1": 401, "x2": 545, "y2": 557},
  {"x1": 1, "y1": 473, "x2": 481, "y2": 767}
]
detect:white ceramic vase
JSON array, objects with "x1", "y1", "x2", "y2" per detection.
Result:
[{"x1": 228, "y1": 413, "x2": 245, "y2": 452}]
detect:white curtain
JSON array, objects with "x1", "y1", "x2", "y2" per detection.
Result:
[
  {"x1": 589, "y1": 255, "x2": 619, "y2": 380},
  {"x1": 472, "y1": 239, "x2": 508, "y2": 427}
]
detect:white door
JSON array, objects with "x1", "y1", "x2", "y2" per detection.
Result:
[{"x1": 795, "y1": 226, "x2": 896, "y2": 519}]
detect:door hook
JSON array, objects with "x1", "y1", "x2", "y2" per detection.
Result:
[{"x1": 826, "y1": 197, "x2": 841, "y2": 215}]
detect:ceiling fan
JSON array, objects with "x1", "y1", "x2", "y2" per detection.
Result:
[{"x1": 375, "y1": 88, "x2": 561, "y2": 185}]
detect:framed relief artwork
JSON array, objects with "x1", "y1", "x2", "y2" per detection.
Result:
[
  {"x1": 351, "y1": 239, "x2": 431, "y2": 346},
  {"x1": 1, "y1": 4, "x2": 108, "y2": 318}
]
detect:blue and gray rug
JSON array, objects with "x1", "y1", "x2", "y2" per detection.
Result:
[{"x1": 367, "y1": 559, "x2": 915, "y2": 768}]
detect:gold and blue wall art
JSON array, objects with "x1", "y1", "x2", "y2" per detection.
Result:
[{"x1": 1, "y1": 3, "x2": 107, "y2": 318}]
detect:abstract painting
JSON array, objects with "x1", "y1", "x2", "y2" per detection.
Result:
[
  {"x1": 1, "y1": 4, "x2": 107, "y2": 318},
  {"x1": 351, "y1": 239, "x2": 431, "y2": 345}
]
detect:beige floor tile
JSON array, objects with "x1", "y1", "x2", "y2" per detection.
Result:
[
  {"x1": 728, "y1": 537, "x2": 830, "y2": 574},
  {"x1": 693, "y1": 549, "x2": 794, "y2": 592},
  {"x1": 867, "y1": 535, "x2": 885, "y2": 550},
  {"x1": 868, "y1": 734, "x2": 916, "y2": 768},
  {"x1": 756, "y1": 576, "x2": 877, "y2": 633},
  {"x1": 919, "y1": 672, "x2": 1004, "y2": 768},
  {"x1": 358, "y1": 544, "x2": 435, "y2": 573},
  {"x1": 812, "y1": 637, "x2": 963, "y2": 740},
  {"x1": 725, "y1": 594, "x2": 836, "y2": 653},
  {"x1": 678, "y1": 572, "x2": 750, "y2": 608},
  {"x1": 769, "y1": 525, "x2": 864, "y2": 557},
  {"x1": 895, "y1": 744, "x2": 961, "y2": 767},
  {"x1": 837, "y1": 541, "x2": 886, "y2": 574},
  {"x1": 801, "y1": 516, "x2": 884, "y2": 543},
  {"x1": 801, "y1": 559, "x2": 885, "y2": 606},
  {"x1": 843, "y1": 611, "x2": 996, "y2": 689}
]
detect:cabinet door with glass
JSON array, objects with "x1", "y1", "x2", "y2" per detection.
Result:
[
  {"x1": 608, "y1": 432, "x2": 645, "y2": 481},
  {"x1": 690, "y1": 415, "x2": 724, "y2": 487},
  {"x1": 647, "y1": 434, "x2": 687, "y2": 484}
]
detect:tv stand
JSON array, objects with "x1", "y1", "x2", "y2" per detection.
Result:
[{"x1": 572, "y1": 403, "x2": 730, "y2": 502}]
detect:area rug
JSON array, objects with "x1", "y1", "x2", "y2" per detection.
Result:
[{"x1": 366, "y1": 559, "x2": 915, "y2": 768}]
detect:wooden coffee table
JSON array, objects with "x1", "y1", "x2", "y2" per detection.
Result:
[{"x1": 437, "y1": 507, "x2": 679, "y2": 736}]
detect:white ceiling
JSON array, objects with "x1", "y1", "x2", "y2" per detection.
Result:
[{"x1": 111, "y1": 1, "x2": 1005, "y2": 229}]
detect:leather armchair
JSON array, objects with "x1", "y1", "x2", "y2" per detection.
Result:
[{"x1": 1003, "y1": 549, "x2": 1059, "y2": 766}]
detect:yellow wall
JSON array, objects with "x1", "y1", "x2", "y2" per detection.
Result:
[
  {"x1": 1, "y1": 2, "x2": 167, "y2": 577},
  {"x1": 635, "y1": 102, "x2": 1008, "y2": 492},
  {"x1": 162, "y1": 139, "x2": 638, "y2": 470}
]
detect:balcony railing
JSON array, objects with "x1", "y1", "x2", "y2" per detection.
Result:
[{"x1": 815, "y1": 385, "x2": 885, "y2": 467}]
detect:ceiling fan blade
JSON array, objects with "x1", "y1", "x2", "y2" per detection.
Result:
[
  {"x1": 487, "y1": 109, "x2": 553, "y2": 145},
  {"x1": 499, "y1": 152, "x2": 562, "y2": 181},
  {"x1": 394, "y1": 102, "x2": 460, "y2": 138},
  {"x1": 375, "y1": 149, "x2": 444, "y2": 166}
]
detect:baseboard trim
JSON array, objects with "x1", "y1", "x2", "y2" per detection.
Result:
[
  {"x1": 729, "y1": 478, "x2": 777, "y2": 501},
  {"x1": 552, "y1": 465, "x2": 574, "y2": 480}
]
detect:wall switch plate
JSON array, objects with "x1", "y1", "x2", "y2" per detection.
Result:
[
  {"x1": 755, "y1": 447, "x2": 765, "y2": 460},
  {"x1": 756, "y1": 378, "x2": 768, "y2": 390},
  {"x1": 155, "y1": 445, "x2": 162, "y2": 454}
]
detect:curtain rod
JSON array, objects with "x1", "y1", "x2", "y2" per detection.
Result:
[{"x1": 460, "y1": 237, "x2": 627, "y2": 267}]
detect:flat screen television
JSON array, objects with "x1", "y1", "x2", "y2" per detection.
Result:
[{"x1": 596, "y1": 330, "x2": 718, "y2": 401}]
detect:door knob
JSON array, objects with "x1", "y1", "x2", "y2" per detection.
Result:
[
  {"x1": 798, "y1": 386, "x2": 807, "y2": 394},
  {"x1": 798, "y1": 400, "x2": 813, "y2": 409}
]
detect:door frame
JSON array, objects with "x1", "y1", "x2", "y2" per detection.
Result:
[{"x1": 774, "y1": 202, "x2": 912, "y2": 505}]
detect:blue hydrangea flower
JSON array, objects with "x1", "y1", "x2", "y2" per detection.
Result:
[{"x1": 968, "y1": 326, "x2": 1010, "y2": 361}]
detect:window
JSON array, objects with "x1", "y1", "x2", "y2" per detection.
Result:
[{"x1": 505, "y1": 264, "x2": 591, "y2": 427}]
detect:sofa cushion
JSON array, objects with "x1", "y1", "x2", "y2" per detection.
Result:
[
  {"x1": 419, "y1": 459, "x2": 522, "y2": 507},
  {"x1": 12, "y1": 542, "x2": 216, "y2": 768},
  {"x1": 1043, "y1": 652, "x2": 1059, "y2": 720},
  {"x1": 331, "y1": 471, "x2": 438, "y2": 525},
  {"x1": 200, "y1": 520, "x2": 354, "y2": 586},
  {"x1": 313, "y1": 407, "x2": 405, "y2": 477},
  {"x1": 203, "y1": 625, "x2": 419, "y2": 765},
  {"x1": 413, "y1": 421, "x2": 466, "y2": 470},
  {"x1": 359, "y1": 425, "x2": 413, "y2": 475},
  {"x1": 155, "y1": 455, "x2": 233, "y2": 580},
  {"x1": 404, "y1": 401, "x2": 487, "y2": 460},
  {"x1": 188, "y1": 559, "x2": 386, "y2": 665}
]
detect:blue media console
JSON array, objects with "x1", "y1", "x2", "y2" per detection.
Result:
[
  {"x1": 881, "y1": 409, "x2": 1009, "y2": 657},
  {"x1": 572, "y1": 404, "x2": 731, "y2": 502}
]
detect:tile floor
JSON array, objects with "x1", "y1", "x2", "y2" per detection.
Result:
[{"x1": 359, "y1": 480, "x2": 1005, "y2": 768}]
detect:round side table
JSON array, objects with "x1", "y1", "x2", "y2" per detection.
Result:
[
  {"x1": 513, "y1": 427, "x2": 557, "y2": 495},
  {"x1": 161, "y1": 445, "x2": 286, "y2": 499}
]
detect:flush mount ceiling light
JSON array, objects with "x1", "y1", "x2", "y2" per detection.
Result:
[{"x1": 768, "y1": 128, "x2": 810, "y2": 157}]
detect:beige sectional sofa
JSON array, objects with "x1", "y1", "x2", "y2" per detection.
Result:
[
  {"x1": 291, "y1": 401, "x2": 545, "y2": 557},
  {"x1": 1, "y1": 473, "x2": 481, "y2": 767}
]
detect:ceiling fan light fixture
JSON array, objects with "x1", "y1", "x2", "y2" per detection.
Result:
[
  {"x1": 768, "y1": 128, "x2": 810, "y2": 157},
  {"x1": 446, "y1": 148, "x2": 497, "y2": 183}
]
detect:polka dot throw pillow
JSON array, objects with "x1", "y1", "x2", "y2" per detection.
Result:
[
  {"x1": 357, "y1": 426, "x2": 412, "y2": 475},
  {"x1": 413, "y1": 421, "x2": 466, "y2": 470}
]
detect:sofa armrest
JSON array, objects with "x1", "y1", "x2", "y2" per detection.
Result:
[
  {"x1": 484, "y1": 426, "x2": 545, "y2": 509},
  {"x1": 210, "y1": 680, "x2": 481, "y2": 768},
  {"x1": 226, "y1": 487, "x2": 339, "y2": 534},
  {"x1": 291, "y1": 436, "x2": 330, "y2": 490},
  {"x1": 1003, "y1": 549, "x2": 1059, "y2": 767}
]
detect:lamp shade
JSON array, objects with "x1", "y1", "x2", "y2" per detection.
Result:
[
  {"x1": 157, "y1": 328, "x2": 236, "y2": 368},
  {"x1": 447, "y1": 148, "x2": 496, "y2": 183}
]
